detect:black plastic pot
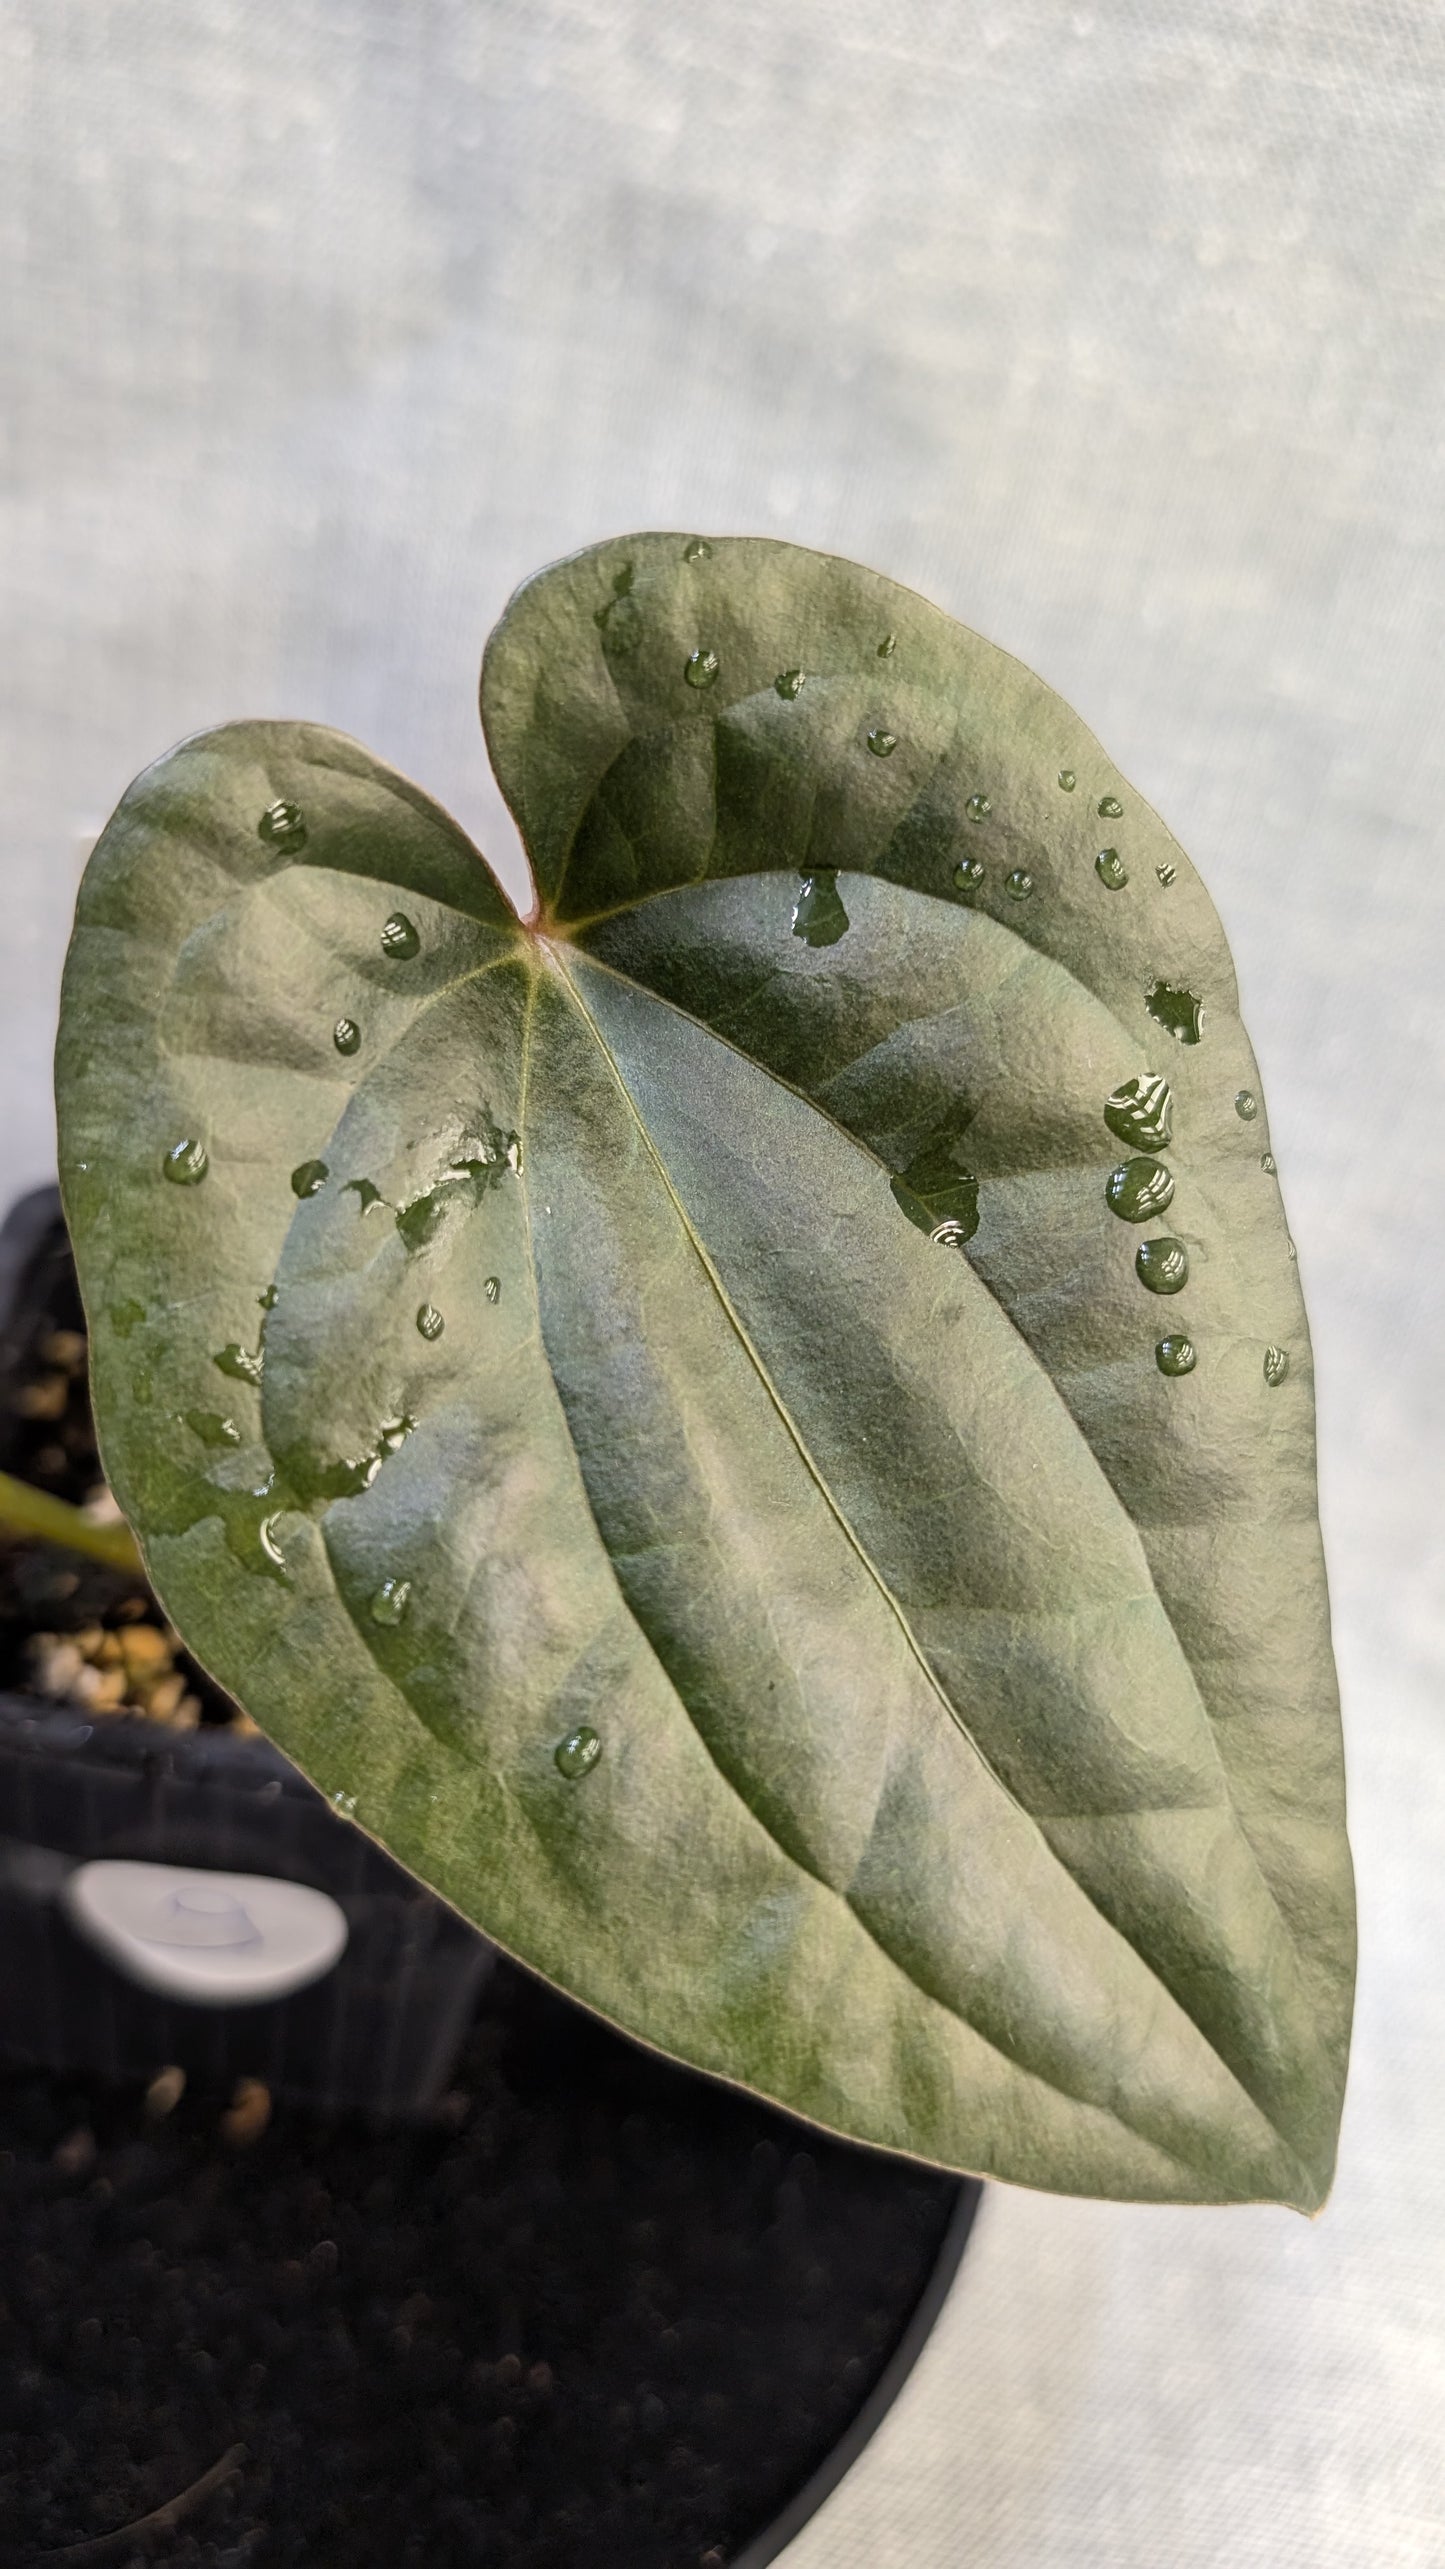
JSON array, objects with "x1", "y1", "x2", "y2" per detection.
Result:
[
  {"x1": 0, "y1": 1184, "x2": 979, "y2": 2567},
  {"x1": 0, "y1": 1698, "x2": 494, "y2": 2120}
]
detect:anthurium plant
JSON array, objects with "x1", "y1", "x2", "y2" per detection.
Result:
[{"x1": 52, "y1": 535, "x2": 1354, "y2": 2210}]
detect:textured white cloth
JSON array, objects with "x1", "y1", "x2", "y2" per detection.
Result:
[{"x1": 3, "y1": 4, "x2": 1442, "y2": 2558}]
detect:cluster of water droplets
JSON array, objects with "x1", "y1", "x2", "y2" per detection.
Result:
[{"x1": 1102, "y1": 1073, "x2": 1193, "y2": 1373}]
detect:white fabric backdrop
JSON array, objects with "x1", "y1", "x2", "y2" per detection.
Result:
[{"x1": 4, "y1": 3, "x2": 1442, "y2": 2559}]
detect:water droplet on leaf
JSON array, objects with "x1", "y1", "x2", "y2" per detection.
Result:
[
  {"x1": 1235, "y1": 1089, "x2": 1258, "y2": 1121},
  {"x1": 1058, "y1": 769, "x2": 1076, "y2": 792},
  {"x1": 257, "y1": 1514, "x2": 287, "y2": 1577},
  {"x1": 1136, "y1": 1236, "x2": 1189, "y2": 1294},
  {"x1": 1261, "y1": 1151, "x2": 1277, "y2": 1175},
  {"x1": 774, "y1": 668, "x2": 805, "y2": 699},
  {"x1": 1263, "y1": 1344, "x2": 1290, "y2": 1386},
  {"x1": 684, "y1": 648, "x2": 719, "y2": 690},
  {"x1": 792, "y1": 871, "x2": 850, "y2": 947},
  {"x1": 163, "y1": 1139, "x2": 208, "y2": 1186},
  {"x1": 1156, "y1": 1335, "x2": 1197, "y2": 1377},
  {"x1": 889, "y1": 1140, "x2": 979, "y2": 1244},
  {"x1": 1095, "y1": 848, "x2": 1129, "y2": 890},
  {"x1": 682, "y1": 537, "x2": 712, "y2": 562},
  {"x1": 965, "y1": 793, "x2": 992, "y2": 823},
  {"x1": 1287, "y1": 1237, "x2": 1298, "y2": 1262},
  {"x1": 484, "y1": 1276, "x2": 501, "y2": 1304},
  {"x1": 953, "y1": 857, "x2": 984, "y2": 892},
  {"x1": 186, "y1": 1409, "x2": 241, "y2": 1448},
  {"x1": 1104, "y1": 1074, "x2": 1173, "y2": 1152},
  {"x1": 259, "y1": 799, "x2": 306, "y2": 852},
  {"x1": 554, "y1": 1725, "x2": 602, "y2": 1780},
  {"x1": 877, "y1": 633, "x2": 897, "y2": 657},
  {"x1": 334, "y1": 1017, "x2": 361, "y2": 1056},
  {"x1": 370, "y1": 1578, "x2": 412, "y2": 1628},
  {"x1": 1106, "y1": 1156, "x2": 1176, "y2": 1222},
  {"x1": 291, "y1": 1160, "x2": 329, "y2": 1199},
  {"x1": 331, "y1": 1791, "x2": 358, "y2": 1820},
  {"x1": 416, "y1": 1304, "x2": 444, "y2": 1341},
  {"x1": 1146, "y1": 980, "x2": 1204, "y2": 1044},
  {"x1": 381, "y1": 913, "x2": 420, "y2": 960},
  {"x1": 377, "y1": 1416, "x2": 414, "y2": 1456},
  {"x1": 1098, "y1": 795, "x2": 1123, "y2": 818},
  {"x1": 1156, "y1": 862, "x2": 1177, "y2": 887},
  {"x1": 258, "y1": 1285, "x2": 279, "y2": 1312},
  {"x1": 344, "y1": 1178, "x2": 385, "y2": 1214},
  {"x1": 866, "y1": 728, "x2": 897, "y2": 757},
  {"x1": 214, "y1": 1343, "x2": 263, "y2": 1387},
  {"x1": 1004, "y1": 868, "x2": 1034, "y2": 901}
]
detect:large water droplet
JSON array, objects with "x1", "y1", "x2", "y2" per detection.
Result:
[
  {"x1": 370, "y1": 1577, "x2": 412, "y2": 1628},
  {"x1": 775, "y1": 668, "x2": 806, "y2": 699},
  {"x1": 416, "y1": 1303, "x2": 444, "y2": 1341},
  {"x1": 186, "y1": 1409, "x2": 241, "y2": 1448},
  {"x1": 953, "y1": 857, "x2": 984, "y2": 892},
  {"x1": 1104, "y1": 1074, "x2": 1172, "y2": 1152},
  {"x1": 256, "y1": 1514, "x2": 288, "y2": 1577},
  {"x1": 1146, "y1": 980, "x2": 1204, "y2": 1044},
  {"x1": 1058, "y1": 769, "x2": 1076, "y2": 792},
  {"x1": 395, "y1": 1125, "x2": 518, "y2": 1253},
  {"x1": 1095, "y1": 848, "x2": 1129, "y2": 890},
  {"x1": 683, "y1": 537, "x2": 712, "y2": 562},
  {"x1": 792, "y1": 871, "x2": 850, "y2": 947},
  {"x1": 1235, "y1": 1089, "x2": 1258, "y2": 1121},
  {"x1": 380, "y1": 913, "x2": 420, "y2": 960},
  {"x1": 110, "y1": 1298, "x2": 146, "y2": 1338},
  {"x1": 214, "y1": 1342, "x2": 263, "y2": 1387},
  {"x1": 344, "y1": 1178, "x2": 385, "y2": 1214},
  {"x1": 259, "y1": 799, "x2": 306, "y2": 852},
  {"x1": 1156, "y1": 862, "x2": 1177, "y2": 887},
  {"x1": 866, "y1": 728, "x2": 897, "y2": 757},
  {"x1": 684, "y1": 648, "x2": 719, "y2": 690},
  {"x1": 1263, "y1": 1344, "x2": 1290, "y2": 1387},
  {"x1": 890, "y1": 1140, "x2": 979, "y2": 1244},
  {"x1": 291, "y1": 1159, "x2": 329, "y2": 1199},
  {"x1": 1004, "y1": 868, "x2": 1034, "y2": 901},
  {"x1": 163, "y1": 1138, "x2": 208, "y2": 1186},
  {"x1": 554, "y1": 1725, "x2": 602, "y2": 1780},
  {"x1": 484, "y1": 1276, "x2": 501, "y2": 1305},
  {"x1": 1260, "y1": 1151, "x2": 1277, "y2": 1175},
  {"x1": 965, "y1": 793, "x2": 992, "y2": 823},
  {"x1": 1156, "y1": 1335, "x2": 1197, "y2": 1377},
  {"x1": 334, "y1": 1017, "x2": 361, "y2": 1056},
  {"x1": 877, "y1": 633, "x2": 897, "y2": 658},
  {"x1": 330, "y1": 1790, "x2": 358, "y2": 1820},
  {"x1": 1136, "y1": 1237, "x2": 1189, "y2": 1294},
  {"x1": 1106, "y1": 1156, "x2": 1175, "y2": 1221},
  {"x1": 1098, "y1": 795, "x2": 1123, "y2": 819},
  {"x1": 308, "y1": 1450, "x2": 382, "y2": 1501}
]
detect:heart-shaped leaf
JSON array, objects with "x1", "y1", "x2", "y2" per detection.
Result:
[{"x1": 56, "y1": 537, "x2": 1354, "y2": 2208}]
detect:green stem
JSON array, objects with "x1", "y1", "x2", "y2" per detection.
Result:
[{"x1": 0, "y1": 1469, "x2": 144, "y2": 1573}]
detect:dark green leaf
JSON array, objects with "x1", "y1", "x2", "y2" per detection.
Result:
[{"x1": 56, "y1": 541, "x2": 1354, "y2": 2208}]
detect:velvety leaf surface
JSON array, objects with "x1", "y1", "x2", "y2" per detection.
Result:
[{"x1": 56, "y1": 539, "x2": 1353, "y2": 2207}]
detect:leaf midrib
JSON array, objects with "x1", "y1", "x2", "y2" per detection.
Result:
[{"x1": 530, "y1": 942, "x2": 1308, "y2": 2181}]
